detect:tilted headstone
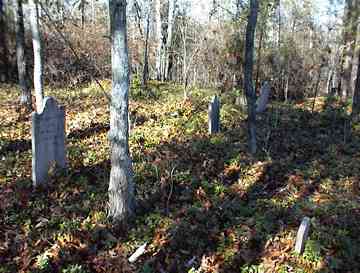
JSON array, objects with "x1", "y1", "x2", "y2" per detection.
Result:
[
  {"x1": 32, "y1": 97, "x2": 66, "y2": 186},
  {"x1": 256, "y1": 81, "x2": 271, "y2": 113},
  {"x1": 208, "y1": 95, "x2": 220, "y2": 134},
  {"x1": 295, "y1": 217, "x2": 311, "y2": 254}
]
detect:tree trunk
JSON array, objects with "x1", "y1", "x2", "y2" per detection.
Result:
[
  {"x1": 235, "y1": 0, "x2": 242, "y2": 19},
  {"x1": 283, "y1": 18, "x2": 296, "y2": 101},
  {"x1": 155, "y1": 0, "x2": 163, "y2": 80},
  {"x1": 29, "y1": 0, "x2": 44, "y2": 112},
  {"x1": 234, "y1": 0, "x2": 243, "y2": 89},
  {"x1": 244, "y1": 0, "x2": 259, "y2": 155},
  {"x1": 326, "y1": 68, "x2": 333, "y2": 95},
  {"x1": 91, "y1": 0, "x2": 96, "y2": 24},
  {"x1": 255, "y1": 22, "x2": 264, "y2": 93},
  {"x1": 277, "y1": 0, "x2": 281, "y2": 48},
  {"x1": 15, "y1": 0, "x2": 31, "y2": 109},
  {"x1": 57, "y1": 0, "x2": 64, "y2": 24},
  {"x1": 108, "y1": 0, "x2": 135, "y2": 222},
  {"x1": 312, "y1": 66, "x2": 323, "y2": 113},
  {"x1": 340, "y1": 0, "x2": 358, "y2": 99},
  {"x1": 284, "y1": 75, "x2": 289, "y2": 101},
  {"x1": 81, "y1": 0, "x2": 85, "y2": 28},
  {"x1": 351, "y1": 16, "x2": 360, "y2": 92},
  {"x1": 0, "y1": 0, "x2": 9, "y2": 82},
  {"x1": 182, "y1": 22, "x2": 188, "y2": 99},
  {"x1": 164, "y1": 0, "x2": 175, "y2": 80},
  {"x1": 142, "y1": 6, "x2": 150, "y2": 88},
  {"x1": 352, "y1": 50, "x2": 360, "y2": 115}
]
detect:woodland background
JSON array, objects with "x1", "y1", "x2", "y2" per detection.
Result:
[{"x1": 1, "y1": 0, "x2": 360, "y2": 272}]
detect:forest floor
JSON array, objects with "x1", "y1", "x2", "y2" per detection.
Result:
[{"x1": 1, "y1": 81, "x2": 360, "y2": 273}]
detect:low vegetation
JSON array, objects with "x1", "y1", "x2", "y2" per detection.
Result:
[{"x1": 1, "y1": 81, "x2": 360, "y2": 273}]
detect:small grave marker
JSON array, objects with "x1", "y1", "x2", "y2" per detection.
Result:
[
  {"x1": 256, "y1": 81, "x2": 270, "y2": 113},
  {"x1": 32, "y1": 97, "x2": 66, "y2": 186},
  {"x1": 295, "y1": 217, "x2": 311, "y2": 254},
  {"x1": 235, "y1": 94, "x2": 247, "y2": 109}
]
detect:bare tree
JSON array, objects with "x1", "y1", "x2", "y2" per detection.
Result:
[
  {"x1": 154, "y1": 0, "x2": 163, "y2": 80},
  {"x1": 80, "y1": 0, "x2": 86, "y2": 28},
  {"x1": 108, "y1": 0, "x2": 135, "y2": 222},
  {"x1": 255, "y1": 3, "x2": 269, "y2": 94},
  {"x1": 0, "y1": 0, "x2": 9, "y2": 82},
  {"x1": 164, "y1": 0, "x2": 175, "y2": 80},
  {"x1": 91, "y1": 0, "x2": 96, "y2": 24},
  {"x1": 352, "y1": 50, "x2": 360, "y2": 115},
  {"x1": 142, "y1": 0, "x2": 151, "y2": 87},
  {"x1": 29, "y1": 0, "x2": 44, "y2": 112},
  {"x1": 350, "y1": 3, "x2": 360, "y2": 92},
  {"x1": 180, "y1": 13, "x2": 188, "y2": 98},
  {"x1": 243, "y1": 0, "x2": 259, "y2": 155},
  {"x1": 14, "y1": 0, "x2": 32, "y2": 109},
  {"x1": 340, "y1": 0, "x2": 359, "y2": 99}
]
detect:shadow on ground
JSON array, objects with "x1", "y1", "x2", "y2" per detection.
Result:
[
  {"x1": 130, "y1": 101, "x2": 360, "y2": 272},
  {"x1": 2, "y1": 98, "x2": 360, "y2": 272}
]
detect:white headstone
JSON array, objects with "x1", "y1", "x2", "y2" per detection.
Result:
[
  {"x1": 295, "y1": 217, "x2": 311, "y2": 254},
  {"x1": 235, "y1": 94, "x2": 247, "y2": 108},
  {"x1": 256, "y1": 81, "x2": 271, "y2": 113},
  {"x1": 32, "y1": 97, "x2": 66, "y2": 186}
]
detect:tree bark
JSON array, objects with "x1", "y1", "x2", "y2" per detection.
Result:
[
  {"x1": 15, "y1": 0, "x2": 32, "y2": 109},
  {"x1": 164, "y1": 0, "x2": 175, "y2": 80},
  {"x1": 0, "y1": 0, "x2": 9, "y2": 82},
  {"x1": 81, "y1": 0, "x2": 86, "y2": 28},
  {"x1": 182, "y1": 19, "x2": 188, "y2": 99},
  {"x1": 283, "y1": 17, "x2": 296, "y2": 101},
  {"x1": 155, "y1": 0, "x2": 163, "y2": 80},
  {"x1": 255, "y1": 23, "x2": 264, "y2": 93},
  {"x1": 244, "y1": 0, "x2": 259, "y2": 155},
  {"x1": 277, "y1": 0, "x2": 281, "y2": 48},
  {"x1": 351, "y1": 13, "x2": 360, "y2": 92},
  {"x1": 352, "y1": 50, "x2": 360, "y2": 115},
  {"x1": 340, "y1": 0, "x2": 358, "y2": 99},
  {"x1": 108, "y1": 0, "x2": 135, "y2": 222},
  {"x1": 234, "y1": 1, "x2": 242, "y2": 91},
  {"x1": 29, "y1": 0, "x2": 44, "y2": 112},
  {"x1": 235, "y1": 0, "x2": 242, "y2": 19},
  {"x1": 91, "y1": 0, "x2": 96, "y2": 24},
  {"x1": 57, "y1": 0, "x2": 64, "y2": 24},
  {"x1": 142, "y1": 2, "x2": 150, "y2": 88},
  {"x1": 312, "y1": 66, "x2": 323, "y2": 113}
]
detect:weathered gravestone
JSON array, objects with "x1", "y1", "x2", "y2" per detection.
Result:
[
  {"x1": 208, "y1": 95, "x2": 220, "y2": 134},
  {"x1": 32, "y1": 97, "x2": 66, "y2": 186},
  {"x1": 235, "y1": 93, "x2": 247, "y2": 110},
  {"x1": 295, "y1": 217, "x2": 311, "y2": 254},
  {"x1": 256, "y1": 81, "x2": 271, "y2": 113}
]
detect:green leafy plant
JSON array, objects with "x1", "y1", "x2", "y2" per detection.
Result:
[
  {"x1": 36, "y1": 252, "x2": 51, "y2": 272},
  {"x1": 303, "y1": 240, "x2": 322, "y2": 264},
  {"x1": 241, "y1": 264, "x2": 265, "y2": 273},
  {"x1": 61, "y1": 264, "x2": 87, "y2": 273}
]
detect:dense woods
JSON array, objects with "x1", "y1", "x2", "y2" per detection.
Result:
[
  {"x1": 1, "y1": 0, "x2": 360, "y2": 272},
  {"x1": 1, "y1": 0, "x2": 358, "y2": 100}
]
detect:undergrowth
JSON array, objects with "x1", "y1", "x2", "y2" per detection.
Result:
[{"x1": 1, "y1": 81, "x2": 360, "y2": 272}]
